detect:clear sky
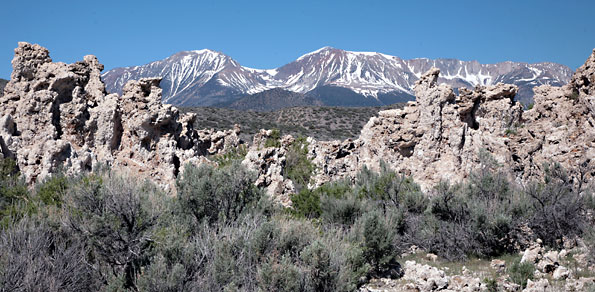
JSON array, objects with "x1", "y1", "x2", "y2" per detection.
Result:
[{"x1": 0, "y1": 0, "x2": 593, "y2": 79}]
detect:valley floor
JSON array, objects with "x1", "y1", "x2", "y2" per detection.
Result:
[{"x1": 181, "y1": 104, "x2": 404, "y2": 142}]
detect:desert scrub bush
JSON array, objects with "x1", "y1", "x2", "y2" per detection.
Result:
[
  {"x1": 212, "y1": 144, "x2": 248, "y2": 168},
  {"x1": 422, "y1": 183, "x2": 474, "y2": 260},
  {"x1": 463, "y1": 152, "x2": 525, "y2": 257},
  {"x1": 290, "y1": 188, "x2": 322, "y2": 219},
  {"x1": 300, "y1": 240, "x2": 336, "y2": 291},
  {"x1": 35, "y1": 172, "x2": 69, "y2": 208},
  {"x1": 320, "y1": 192, "x2": 367, "y2": 226},
  {"x1": 289, "y1": 180, "x2": 352, "y2": 219},
  {"x1": 177, "y1": 160, "x2": 262, "y2": 225},
  {"x1": 483, "y1": 276, "x2": 499, "y2": 292},
  {"x1": 358, "y1": 212, "x2": 399, "y2": 277},
  {"x1": 0, "y1": 158, "x2": 31, "y2": 227},
  {"x1": 584, "y1": 226, "x2": 595, "y2": 266},
  {"x1": 354, "y1": 163, "x2": 424, "y2": 213},
  {"x1": 0, "y1": 218, "x2": 99, "y2": 291},
  {"x1": 525, "y1": 163, "x2": 587, "y2": 248},
  {"x1": 64, "y1": 172, "x2": 164, "y2": 291},
  {"x1": 508, "y1": 259, "x2": 534, "y2": 289},
  {"x1": 419, "y1": 152, "x2": 534, "y2": 259},
  {"x1": 264, "y1": 128, "x2": 282, "y2": 148},
  {"x1": 284, "y1": 136, "x2": 315, "y2": 192},
  {"x1": 257, "y1": 255, "x2": 303, "y2": 292}
]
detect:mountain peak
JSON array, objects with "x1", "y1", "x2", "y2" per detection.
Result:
[
  {"x1": 296, "y1": 46, "x2": 339, "y2": 60},
  {"x1": 190, "y1": 48, "x2": 219, "y2": 54},
  {"x1": 102, "y1": 48, "x2": 574, "y2": 107}
]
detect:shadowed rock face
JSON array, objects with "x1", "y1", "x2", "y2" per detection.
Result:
[
  {"x1": 0, "y1": 79, "x2": 8, "y2": 97},
  {"x1": 0, "y1": 42, "x2": 241, "y2": 189},
  {"x1": 307, "y1": 50, "x2": 595, "y2": 191}
]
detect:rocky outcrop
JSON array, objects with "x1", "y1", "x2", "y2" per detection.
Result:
[
  {"x1": 1, "y1": 42, "x2": 593, "y2": 200},
  {"x1": 359, "y1": 260, "x2": 486, "y2": 292},
  {"x1": 0, "y1": 42, "x2": 241, "y2": 189},
  {"x1": 242, "y1": 130, "x2": 295, "y2": 206},
  {"x1": 309, "y1": 49, "x2": 595, "y2": 190}
]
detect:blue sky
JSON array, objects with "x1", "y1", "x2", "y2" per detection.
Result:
[{"x1": 0, "y1": 0, "x2": 593, "y2": 79}]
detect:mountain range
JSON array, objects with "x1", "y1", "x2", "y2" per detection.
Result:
[{"x1": 101, "y1": 47, "x2": 573, "y2": 109}]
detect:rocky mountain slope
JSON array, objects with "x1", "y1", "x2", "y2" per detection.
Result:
[
  {"x1": 225, "y1": 88, "x2": 324, "y2": 111},
  {"x1": 102, "y1": 47, "x2": 572, "y2": 107}
]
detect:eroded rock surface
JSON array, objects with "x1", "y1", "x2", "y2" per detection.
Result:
[
  {"x1": 0, "y1": 42, "x2": 241, "y2": 189},
  {"x1": 309, "y1": 49, "x2": 595, "y2": 190},
  {"x1": 1, "y1": 42, "x2": 593, "y2": 200},
  {"x1": 242, "y1": 129, "x2": 295, "y2": 205}
]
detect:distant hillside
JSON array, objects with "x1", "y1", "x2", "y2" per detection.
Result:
[
  {"x1": 181, "y1": 104, "x2": 405, "y2": 142},
  {"x1": 0, "y1": 78, "x2": 7, "y2": 97},
  {"x1": 227, "y1": 88, "x2": 324, "y2": 111}
]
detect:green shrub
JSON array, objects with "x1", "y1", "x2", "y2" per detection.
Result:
[
  {"x1": 0, "y1": 158, "x2": 31, "y2": 227},
  {"x1": 284, "y1": 136, "x2": 315, "y2": 192},
  {"x1": 301, "y1": 240, "x2": 336, "y2": 292},
  {"x1": 483, "y1": 276, "x2": 498, "y2": 292},
  {"x1": 257, "y1": 255, "x2": 302, "y2": 292},
  {"x1": 508, "y1": 259, "x2": 534, "y2": 288},
  {"x1": 361, "y1": 212, "x2": 396, "y2": 275},
  {"x1": 136, "y1": 254, "x2": 188, "y2": 292},
  {"x1": 355, "y1": 163, "x2": 422, "y2": 213},
  {"x1": 290, "y1": 180, "x2": 352, "y2": 219},
  {"x1": 320, "y1": 193, "x2": 366, "y2": 226},
  {"x1": 35, "y1": 173, "x2": 68, "y2": 207},
  {"x1": 585, "y1": 227, "x2": 595, "y2": 265},
  {"x1": 250, "y1": 221, "x2": 281, "y2": 259},
  {"x1": 401, "y1": 187, "x2": 429, "y2": 214},
  {"x1": 213, "y1": 144, "x2": 248, "y2": 168},
  {"x1": 264, "y1": 128, "x2": 282, "y2": 148},
  {"x1": 177, "y1": 161, "x2": 261, "y2": 225}
]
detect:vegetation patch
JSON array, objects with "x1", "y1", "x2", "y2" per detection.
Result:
[
  {"x1": 181, "y1": 103, "x2": 405, "y2": 142},
  {"x1": 284, "y1": 136, "x2": 315, "y2": 192},
  {"x1": 0, "y1": 151, "x2": 593, "y2": 291}
]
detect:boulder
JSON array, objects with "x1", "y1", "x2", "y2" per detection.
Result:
[
  {"x1": 491, "y1": 259, "x2": 506, "y2": 273},
  {"x1": 523, "y1": 278, "x2": 549, "y2": 292},
  {"x1": 552, "y1": 265, "x2": 570, "y2": 280}
]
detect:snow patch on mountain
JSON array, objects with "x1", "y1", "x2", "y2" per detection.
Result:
[{"x1": 101, "y1": 47, "x2": 573, "y2": 106}]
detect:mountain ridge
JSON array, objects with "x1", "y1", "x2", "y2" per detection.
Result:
[{"x1": 102, "y1": 47, "x2": 573, "y2": 107}]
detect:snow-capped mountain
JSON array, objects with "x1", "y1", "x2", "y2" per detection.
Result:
[{"x1": 102, "y1": 47, "x2": 573, "y2": 107}]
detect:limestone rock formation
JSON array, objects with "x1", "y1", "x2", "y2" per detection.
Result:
[
  {"x1": 1, "y1": 42, "x2": 593, "y2": 201},
  {"x1": 359, "y1": 260, "x2": 486, "y2": 292},
  {"x1": 308, "y1": 49, "x2": 595, "y2": 191},
  {"x1": 0, "y1": 42, "x2": 241, "y2": 189},
  {"x1": 242, "y1": 129, "x2": 295, "y2": 206}
]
